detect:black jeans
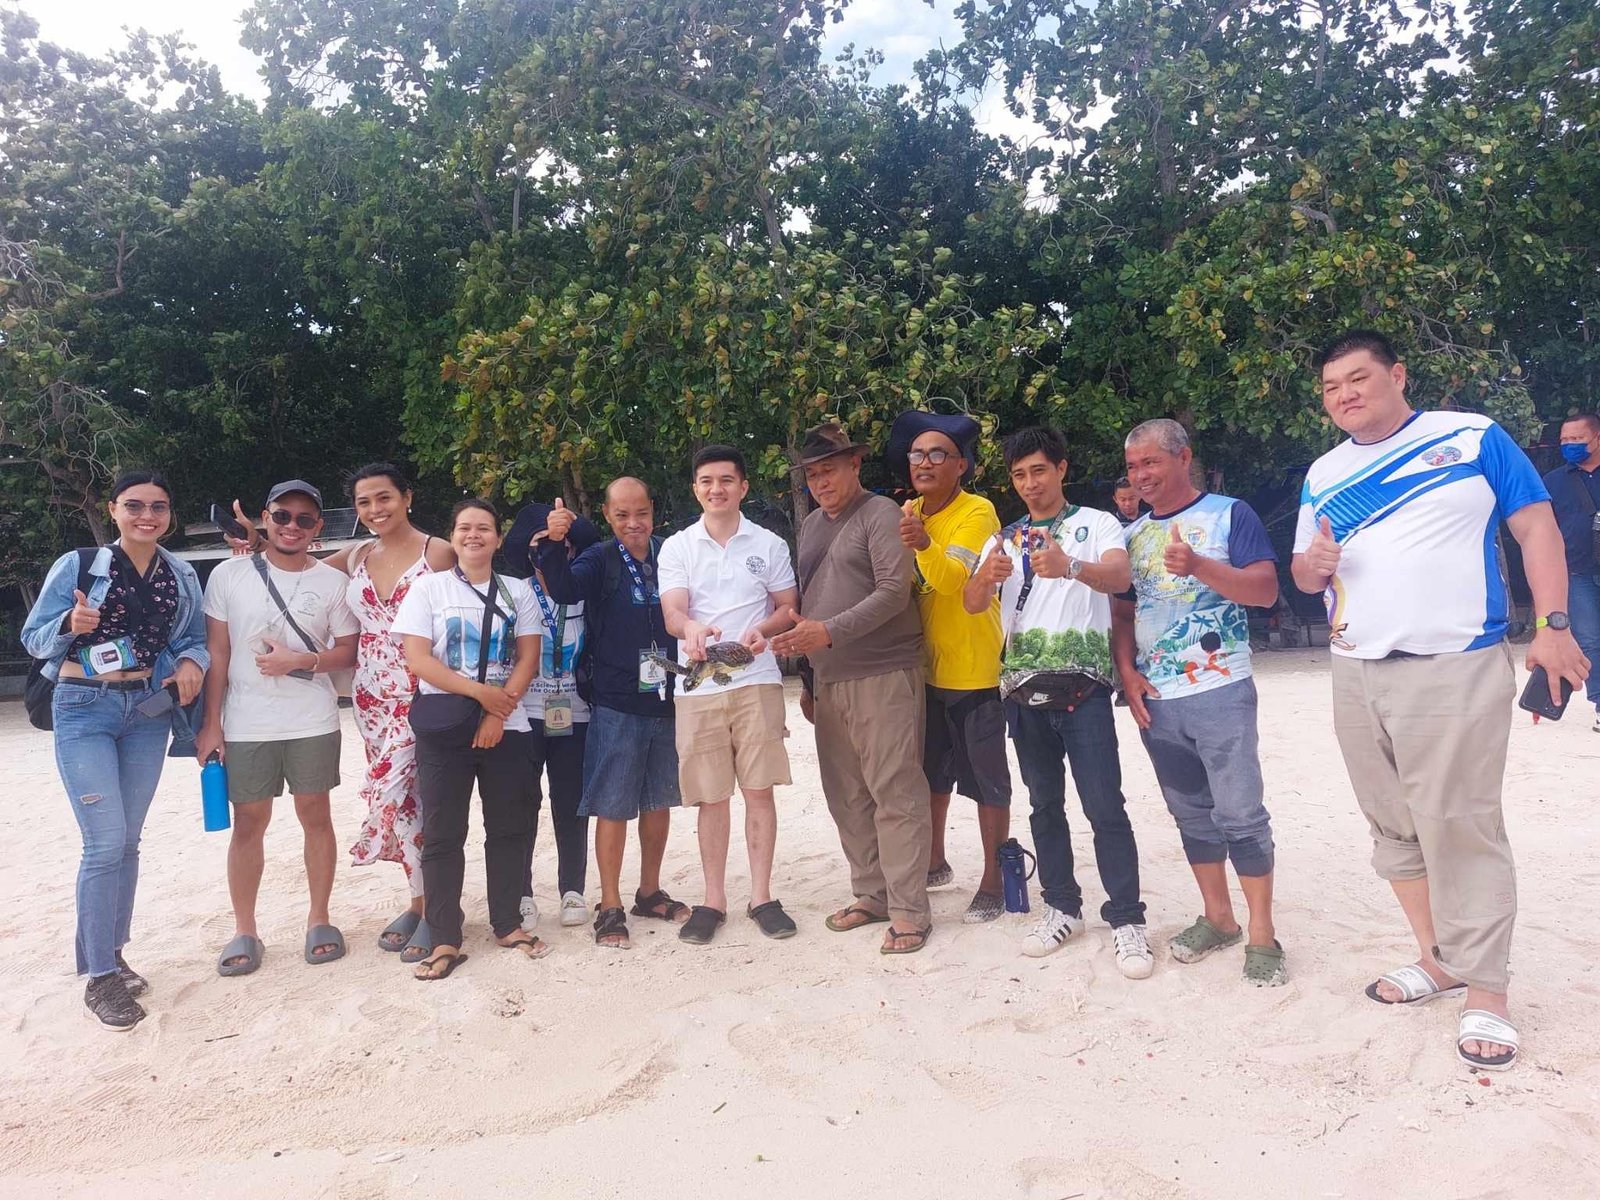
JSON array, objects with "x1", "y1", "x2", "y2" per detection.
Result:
[
  {"x1": 416, "y1": 727, "x2": 536, "y2": 948},
  {"x1": 1008, "y1": 691, "x2": 1145, "y2": 927},
  {"x1": 524, "y1": 719, "x2": 590, "y2": 897}
]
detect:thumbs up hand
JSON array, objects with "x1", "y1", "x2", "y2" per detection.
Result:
[
  {"x1": 899, "y1": 499, "x2": 930, "y2": 551},
  {"x1": 974, "y1": 531, "x2": 1013, "y2": 588},
  {"x1": 68, "y1": 588, "x2": 101, "y2": 635},
  {"x1": 1029, "y1": 527, "x2": 1074, "y2": 580},
  {"x1": 1162, "y1": 522, "x2": 1199, "y2": 577},
  {"x1": 1304, "y1": 513, "x2": 1342, "y2": 580},
  {"x1": 545, "y1": 497, "x2": 575, "y2": 543}
]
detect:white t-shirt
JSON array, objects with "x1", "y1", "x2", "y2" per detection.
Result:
[
  {"x1": 1294, "y1": 411, "x2": 1548, "y2": 659},
  {"x1": 203, "y1": 555, "x2": 360, "y2": 741},
  {"x1": 656, "y1": 515, "x2": 796, "y2": 690},
  {"x1": 391, "y1": 571, "x2": 541, "y2": 733},
  {"x1": 520, "y1": 576, "x2": 590, "y2": 723},
  {"x1": 997, "y1": 505, "x2": 1123, "y2": 686}
]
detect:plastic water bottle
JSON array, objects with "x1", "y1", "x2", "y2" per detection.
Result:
[
  {"x1": 998, "y1": 838, "x2": 1036, "y2": 913},
  {"x1": 201, "y1": 753, "x2": 230, "y2": 832}
]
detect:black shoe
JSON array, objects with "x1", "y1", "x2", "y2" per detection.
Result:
[
  {"x1": 85, "y1": 971, "x2": 146, "y2": 1031},
  {"x1": 115, "y1": 950, "x2": 148, "y2": 998}
]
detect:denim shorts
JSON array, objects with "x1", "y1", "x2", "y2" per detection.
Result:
[{"x1": 579, "y1": 705, "x2": 681, "y2": 821}]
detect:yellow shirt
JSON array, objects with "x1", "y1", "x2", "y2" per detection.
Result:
[{"x1": 912, "y1": 489, "x2": 1002, "y2": 689}]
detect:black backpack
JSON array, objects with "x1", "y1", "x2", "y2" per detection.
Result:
[{"x1": 24, "y1": 548, "x2": 100, "y2": 732}]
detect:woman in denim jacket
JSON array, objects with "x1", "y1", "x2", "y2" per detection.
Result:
[{"x1": 21, "y1": 471, "x2": 209, "y2": 1030}]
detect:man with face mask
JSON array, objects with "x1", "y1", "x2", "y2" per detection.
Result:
[{"x1": 1543, "y1": 412, "x2": 1600, "y2": 730}]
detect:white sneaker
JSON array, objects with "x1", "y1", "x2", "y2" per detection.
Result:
[
  {"x1": 1020, "y1": 905, "x2": 1084, "y2": 958},
  {"x1": 560, "y1": 891, "x2": 587, "y2": 927},
  {"x1": 1113, "y1": 923, "x2": 1155, "y2": 979},
  {"x1": 519, "y1": 894, "x2": 539, "y2": 928},
  {"x1": 1591, "y1": 708, "x2": 1599, "y2": 733}
]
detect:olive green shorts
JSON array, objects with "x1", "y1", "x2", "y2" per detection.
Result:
[{"x1": 226, "y1": 732, "x2": 341, "y2": 804}]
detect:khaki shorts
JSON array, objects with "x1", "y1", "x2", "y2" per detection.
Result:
[
  {"x1": 227, "y1": 732, "x2": 341, "y2": 804},
  {"x1": 674, "y1": 683, "x2": 791, "y2": 805}
]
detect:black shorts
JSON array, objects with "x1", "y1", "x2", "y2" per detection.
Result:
[{"x1": 923, "y1": 686, "x2": 1012, "y2": 808}]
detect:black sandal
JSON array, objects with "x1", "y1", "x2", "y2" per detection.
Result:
[
  {"x1": 500, "y1": 934, "x2": 553, "y2": 960},
  {"x1": 747, "y1": 900, "x2": 797, "y2": 940},
  {"x1": 413, "y1": 950, "x2": 468, "y2": 980},
  {"x1": 594, "y1": 906, "x2": 632, "y2": 949},
  {"x1": 678, "y1": 905, "x2": 726, "y2": 945},
  {"x1": 631, "y1": 889, "x2": 690, "y2": 922}
]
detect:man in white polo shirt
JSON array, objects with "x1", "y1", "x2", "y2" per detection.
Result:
[{"x1": 659, "y1": 445, "x2": 800, "y2": 945}]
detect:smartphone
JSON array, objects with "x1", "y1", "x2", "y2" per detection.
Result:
[
  {"x1": 134, "y1": 683, "x2": 178, "y2": 718},
  {"x1": 210, "y1": 502, "x2": 251, "y2": 542},
  {"x1": 1517, "y1": 666, "x2": 1573, "y2": 721}
]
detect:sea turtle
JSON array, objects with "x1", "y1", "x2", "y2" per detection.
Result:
[{"x1": 645, "y1": 641, "x2": 756, "y2": 692}]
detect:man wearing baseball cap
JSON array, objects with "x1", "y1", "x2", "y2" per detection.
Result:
[
  {"x1": 773, "y1": 423, "x2": 932, "y2": 953},
  {"x1": 198, "y1": 480, "x2": 361, "y2": 977},
  {"x1": 887, "y1": 410, "x2": 1011, "y2": 924}
]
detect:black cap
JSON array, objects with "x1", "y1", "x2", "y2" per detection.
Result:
[{"x1": 265, "y1": 479, "x2": 323, "y2": 509}]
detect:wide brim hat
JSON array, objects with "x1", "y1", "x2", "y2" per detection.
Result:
[
  {"x1": 793, "y1": 421, "x2": 870, "y2": 466},
  {"x1": 503, "y1": 500, "x2": 603, "y2": 577},
  {"x1": 886, "y1": 410, "x2": 981, "y2": 485}
]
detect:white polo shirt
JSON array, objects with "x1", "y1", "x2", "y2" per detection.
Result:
[{"x1": 657, "y1": 514, "x2": 796, "y2": 690}]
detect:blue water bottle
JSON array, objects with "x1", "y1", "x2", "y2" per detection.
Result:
[
  {"x1": 201, "y1": 753, "x2": 230, "y2": 832},
  {"x1": 998, "y1": 838, "x2": 1036, "y2": 913}
]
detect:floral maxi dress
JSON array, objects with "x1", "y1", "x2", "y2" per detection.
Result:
[{"x1": 346, "y1": 549, "x2": 433, "y2": 895}]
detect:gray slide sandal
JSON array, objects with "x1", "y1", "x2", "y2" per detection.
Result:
[
  {"x1": 304, "y1": 924, "x2": 346, "y2": 965},
  {"x1": 217, "y1": 934, "x2": 265, "y2": 977}
]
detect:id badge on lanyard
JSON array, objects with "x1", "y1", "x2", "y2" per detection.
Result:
[
  {"x1": 78, "y1": 635, "x2": 138, "y2": 676},
  {"x1": 532, "y1": 578, "x2": 575, "y2": 735}
]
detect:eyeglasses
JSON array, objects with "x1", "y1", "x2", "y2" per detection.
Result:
[
  {"x1": 118, "y1": 500, "x2": 171, "y2": 516},
  {"x1": 269, "y1": 510, "x2": 320, "y2": 530},
  {"x1": 907, "y1": 448, "x2": 955, "y2": 466}
]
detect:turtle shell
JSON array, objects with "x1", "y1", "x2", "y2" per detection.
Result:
[{"x1": 703, "y1": 641, "x2": 755, "y2": 667}]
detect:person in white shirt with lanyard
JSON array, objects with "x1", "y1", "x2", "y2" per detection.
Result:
[
  {"x1": 198, "y1": 480, "x2": 360, "y2": 979},
  {"x1": 658, "y1": 446, "x2": 800, "y2": 945},
  {"x1": 964, "y1": 427, "x2": 1151, "y2": 977},
  {"x1": 392, "y1": 499, "x2": 545, "y2": 981},
  {"x1": 504, "y1": 500, "x2": 607, "y2": 930}
]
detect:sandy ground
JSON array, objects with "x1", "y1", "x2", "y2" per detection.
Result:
[{"x1": 1, "y1": 649, "x2": 1598, "y2": 1200}]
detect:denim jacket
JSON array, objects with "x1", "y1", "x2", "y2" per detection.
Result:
[{"x1": 21, "y1": 544, "x2": 211, "y2": 757}]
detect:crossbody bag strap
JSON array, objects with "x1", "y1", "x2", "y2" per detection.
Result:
[{"x1": 250, "y1": 552, "x2": 320, "y2": 655}]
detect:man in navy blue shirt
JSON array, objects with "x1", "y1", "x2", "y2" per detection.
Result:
[
  {"x1": 539, "y1": 478, "x2": 688, "y2": 949},
  {"x1": 1544, "y1": 412, "x2": 1600, "y2": 729}
]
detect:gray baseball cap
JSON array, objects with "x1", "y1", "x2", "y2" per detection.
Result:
[{"x1": 265, "y1": 479, "x2": 323, "y2": 509}]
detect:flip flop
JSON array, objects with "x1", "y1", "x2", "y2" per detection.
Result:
[
  {"x1": 378, "y1": 910, "x2": 423, "y2": 952},
  {"x1": 304, "y1": 924, "x2": 347, "y2": 965},
  {"x1": 217, "y1": 933, "x2": 265, "y2": 977},
  {"x1": 501, "y1": 934, "x2": 553, "y2": 960},
  {"x1": 413, "y1": 951, "x2": 468, "y2": 981},
  {"x1": 881, "y1": 926, "x2": 931, "y2": 955},
  {"x1": 747, "y1": 900, "x2": 798, "y2": 940},
  {"x1": 400, "y1": 918, "x2": 433, "y2": 964},
  {"x1": 678, "y1": 906, "x2": 726, "y2": 945},
  {"x1": 825, "y1": 904, "x2": 889, "y2": 933},
  {"x1": 1365, "y1": 963, "x2": 1467, "y2": 1006}
]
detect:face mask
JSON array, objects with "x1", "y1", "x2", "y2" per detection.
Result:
[{"x1": 1561, "y1": 443, "x2": 1592, "y2": 465}]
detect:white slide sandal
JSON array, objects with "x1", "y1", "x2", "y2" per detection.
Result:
[
  {"x1": 1457, "y1": 1009, "x2": 1519, "y2": 1071},
  {"x1": 1364, "y1": 963, "x2": 1467, "y2": 1006}
]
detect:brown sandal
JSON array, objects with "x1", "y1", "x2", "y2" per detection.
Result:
[
  {"x1": 825, "y1": 904, "x2": 890, "y2": 933},
  {"x1": 880, "y1": 926, "x2": 931, "y2": 955},
  {"x1": 631, "y1": 889, "x2": 690, "y2": 922},
  {"x1": 413, "y1": 951, "x2": 468, "y2": 980}
]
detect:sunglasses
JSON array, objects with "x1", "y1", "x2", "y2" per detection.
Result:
[
  {"x1": 269, "y1": 510, "x2": 320, "y2": 530},
  {"x1": 119, "y1": 500, "x2": 171, "y2": 516},
  {"x1": 907, "y1": 448, "x2": 956, "y2": 466}
]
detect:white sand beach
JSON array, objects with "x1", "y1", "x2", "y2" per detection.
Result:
[{"x1": 1, "y1": 649, "x2": 1597, "y2": 1199}]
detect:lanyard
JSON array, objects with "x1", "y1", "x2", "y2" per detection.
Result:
[
  {"x1": 1016, "y1": 505, "x2": 1078, "y2": 613},
  {"x1": 617, "y1": 541, "x2": 657, "y2": 601},
  {"x1": 530, "y1": 576, "x2": 567, "y2": 681}
]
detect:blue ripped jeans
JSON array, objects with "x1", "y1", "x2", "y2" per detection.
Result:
[{"x1": 52, "y1": 681, "x2": 172, "y2": 978}]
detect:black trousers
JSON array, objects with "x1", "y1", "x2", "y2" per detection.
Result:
[
  {"x1": 524, "y1": 719, "x2": 590, "y2": 898},
  {"x1": 416, "y1": 727, "x2": 535, "y2": 948}
]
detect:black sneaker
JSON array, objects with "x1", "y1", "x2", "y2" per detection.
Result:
[
  {"x1": 85, "y1": 971, "x2": 146, "y2": 1031},
  {"x1": 115, "y1": 951, "x2": 148, "y2": 998}
]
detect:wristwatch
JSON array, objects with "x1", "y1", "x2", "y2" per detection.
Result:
[
  {"x1": 1535, "y1": 612, "x2": 1571, "y2": 631},
  {"x1": 1067, "y1": 558, "x2": 1084, "y2": 580}
]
